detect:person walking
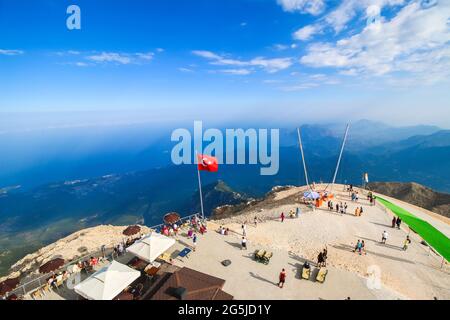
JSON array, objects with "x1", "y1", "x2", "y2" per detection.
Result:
[
  {"x1": 317, "y1": 251, "x2": 324, "y2": 267},
  {"x1": 242, "y1": 223, "x2": 247, "y2": 237},
  {"x1": 278, "y1": 269, "x2": 287, "y2": 288},
  {"x1": 403, "y1": 236, "x2": 411, "y2": 251},
  {"x1": 354, "y1": 240, "x2": 361, "y2": 253},
  {"x1": 322, "y1": 248, "x2": 328, "y2": 267},
  {"x1": 254, "y1": 216, "x2": 258, "y2": 227},
  {"x1": 381, "y1": 231, "x2": 388, "y2": 244},
  {"x1": 241, "y1": 237, "x2": 248, "y2": 250},
  {"x1": 396, "y1": 218, "x2": 402, "y2": 229},
  {"x1": 280, "y1": 212, "x2": 285, "y2": 223},
  {"x1": 392, "y1": 217, "x2": 397, "y2": 228},
  {"x1": 344, "y1": 202, "x2": 348, "y2": 214},
  {"x1": 192, "y1": 234, "x2": 198, "y2": 252}
]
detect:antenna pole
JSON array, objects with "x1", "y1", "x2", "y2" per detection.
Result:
[
  {"x1": 297, "y1": 128, "x2": 311, "y2": 191},
  {"x1": 329, "y1": 124, "x2": 350, "y2": 193}
]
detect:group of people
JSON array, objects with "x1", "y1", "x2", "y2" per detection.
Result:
[
  {"x1": 47, "y1": 271, "x2": 69, "y2": 288},
  {"x1": 354, "y1": 206, "x2": 364, "y2": 216},
  {"x1": 218, "y1": 225, "x2": 230, "y2": 236},
  {"x1": 113, "y1": 243, "x2": 126, "y2": 257},
  {"x1": 354, "y1": 240, "x2": 366, "y2": 255},
  {"x1": 328, "y1": 201, "x2": 348, "y2": 214},
  {"x1": 317, "y1": 248, "x2": 328, "y2": 267},
  {"x1": 392, "y1": 216, "x2": 402, "y2": 229}
]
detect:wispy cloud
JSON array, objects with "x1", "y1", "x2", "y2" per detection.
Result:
[
  {"x1": 277, "y1": 0, "x2": 326, "y2": 16},
  {"x1": 178, "y1": 67, "x2": 194, "y2": 73},
  {"x1": 79, "y1": 51, "x2": 158, "y2": 65},
  {"x1": 192, "y1": 50, "x2": 293, "y2": 73},
  {"x1": 87, "y1": 52, "x2": 132, "y2": 64},
  {"x1": 0, "y1": 49, "x2": 24, "y2": 56},
  {"x1": 218, "y1": 68, "x2": 252, "y2": 75}
]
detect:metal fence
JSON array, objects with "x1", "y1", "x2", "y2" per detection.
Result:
[{"x1": 4, "y1": 213, "x2": 201, "y2": 299}]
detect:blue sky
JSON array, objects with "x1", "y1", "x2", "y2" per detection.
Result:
[{"x1": 1, "y1": 0, "x2": 450, "y2": 130}]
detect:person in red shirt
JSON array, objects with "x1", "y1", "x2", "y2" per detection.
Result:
[
  {"x1": 278, "y1": 269, "x2": 287, "y2": 288},
  {"x1": 280, "y1": 212, "x2": 285, "y2": 223}
]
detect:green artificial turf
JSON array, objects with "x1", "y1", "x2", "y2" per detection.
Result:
[{"x1": 377, "y1": 197, "x2": 450, "y2": 262}]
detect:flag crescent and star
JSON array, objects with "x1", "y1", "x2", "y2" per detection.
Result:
[{"x1": 197, "y1": 154, "x2": 219, "y2": 172}]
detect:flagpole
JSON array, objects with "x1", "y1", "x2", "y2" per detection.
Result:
[{"x1": 195, "y1": 151, "x2": 205, "y2": 221}]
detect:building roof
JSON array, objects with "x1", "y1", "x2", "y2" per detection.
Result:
[{"x1": 150, "y1": 267, "x2": 233, "y2": 300}]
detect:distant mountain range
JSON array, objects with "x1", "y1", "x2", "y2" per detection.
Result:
[
  {"x1": 368, "y1": 182, "x2": 450, "y2": 218},
  {"x1": 0, "y1": 119, "x2": 449, "y2": 276}
]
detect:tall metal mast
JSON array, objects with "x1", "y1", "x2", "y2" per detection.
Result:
[
  {"x1": 297, "y1": 127, "x2": 311, "y2": 191},
  {"x1": 328, "y1": 124, "x2": 350, "y2": 193}
]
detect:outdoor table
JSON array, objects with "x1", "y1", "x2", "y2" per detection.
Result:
[{"x1": 145, "y1": 266, "x2": 160, "y2": 277}]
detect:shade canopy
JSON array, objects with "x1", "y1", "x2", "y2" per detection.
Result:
[
  {"x1": 303, "y1": 191, "x2": 320, "y2": 200},
  {"x1": 0, "y1": 277, "x2": 20, "y2": 296},
  {"x1": 127, "y1": 232, "x2": 176, "y2": 263},
  {"x1": 39, "y1": 258, "x2": 65, "y2": 274},
  {"x1": 123, "y1": 225, "x2": 141, "y2": 236},
  {"x1": 163, "y1": 212, "x2": 181, "y2": 225},
  {"x1": 74, "y1": 261, "x2": 140, "y2": 300}
]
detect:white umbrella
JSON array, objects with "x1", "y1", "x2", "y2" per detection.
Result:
[
  {"x1": 74, "y1": 261, "x2": 140, "y2": 300},
  {"x1": 127, "y1": 232, "x2": 176, "y2": 263}
]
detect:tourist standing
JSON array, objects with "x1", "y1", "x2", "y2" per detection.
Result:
[
  {"x1": 241, "y1": 237, "x2": 248, "y2": 250},
  {"x1": 403, "y1": 236, "x2": 411, "y2": 251},
  {"x1": 381, "y1": 231, "x2": 388, "y2": 244},
  {"x1": 396, "y1": 218, "x2": 402, "y2": 229},
  {"x1": 280, "y1": 212, "x2": 285, "y2": 223},
  {"x1": 254, "y1": 216, "x2": 258, "y2": 227},
  {"x1": 392, "y1": 217, "x2": 397, "y2": 228},
  {"x1": 278, "y1": 269, "x2": 287, "y2": 288},
  {"x1": 192, "y1": 234, "x2": 197, "y2": 251}
]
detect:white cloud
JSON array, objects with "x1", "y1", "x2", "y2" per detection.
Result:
[
  {"x1": 87, "y1": 52, "x2": 132, "y2": 64},
  {"x1": 0, "y1": 49, "x2": 24, "y2": 55},
  {"x1": 272, "y1": 44, "x2": 290, "y2": 51},
  {"x1": 75, "y1": 62, "x2": 89, "y2": 67},
  {"x1": 135, "y1": 52, "x2": 154, "y2": 60},
  {"x1": 293, "y1": 0, "x2": 405, "y2": 43},
  {"x1": 299, "y1": 1, "x2": 450, "y2": 84},
  {"x1": 293, "y1": 24, "x2": 322, "y2": 40},
  {"x1": 192, "y1": 50, "x2": 293, "y2": 73},
  {"x1": 278, "y1": 73, "x2": 340, "y2": 91},
  {"x1": 178, "y1": 67, "x2": 194, "y2": 72},
  {"x1": 85, "y1": 51, "x2": 157, "y2": 65},
  {"x1": 218, "y1": 69, "x2": 252, "y2": 75},
  {"x1": 277, "y1": 0, "x2": 326, "y2": 15}
]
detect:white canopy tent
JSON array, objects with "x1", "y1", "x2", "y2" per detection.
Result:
[
  {"x1": 74, "y1": 261, "x2": 140, "y2": 300},
  {"x1": 127, "y1": 232, "x2": 176, "y2": 263}
]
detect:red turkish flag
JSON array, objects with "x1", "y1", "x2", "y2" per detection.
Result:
[{"x1": 197, "y1": 154, "x2": 219, "y2": 172}]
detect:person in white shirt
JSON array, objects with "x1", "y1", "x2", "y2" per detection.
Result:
[
  {"x1": 381, "y1": 231, "x2": 388, "y2": 244},
  {"x1": 241, "y1": 237, "x2": 248, "y2": 250},
  {"x1": 242, "y1": 223, "x2": 247, "y2": 236}
]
